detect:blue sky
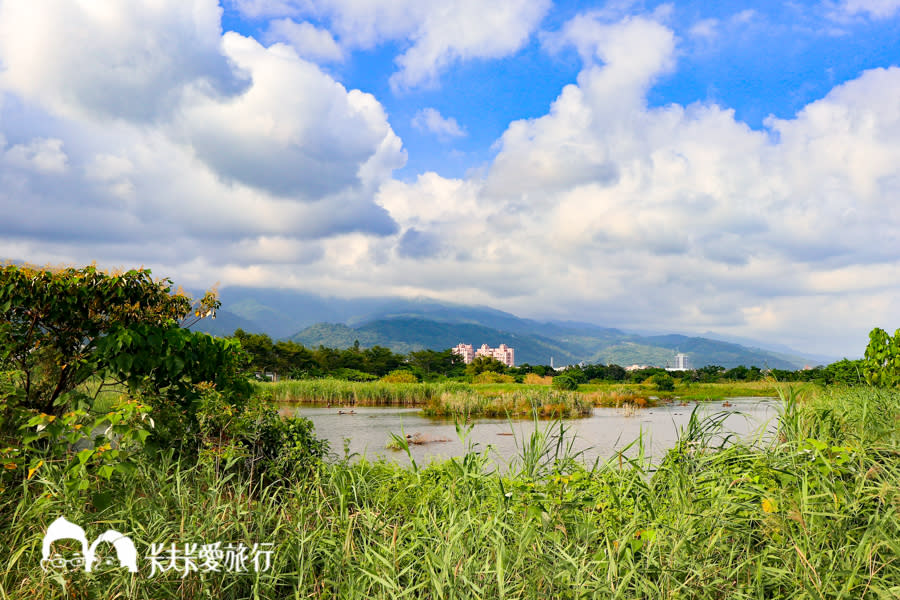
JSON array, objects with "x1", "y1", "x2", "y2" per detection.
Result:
[
  {"x1": 221, "y1": 0, "x2": 900, "y2": 179},
  {"x1": 1, "y1": 0, "x2": 899, "y2": 356}
]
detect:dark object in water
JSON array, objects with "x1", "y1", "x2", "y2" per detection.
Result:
[
  {"x1": 338, "y1": 410, "x2": 356, "y2": 415},
  {"x1": 404, "y1": 432, "x2": 450, "y2": 445}
]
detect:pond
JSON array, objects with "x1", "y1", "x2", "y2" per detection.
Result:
[{"x1": 282, "y1": 397, "x2": 779, "y2": 468}]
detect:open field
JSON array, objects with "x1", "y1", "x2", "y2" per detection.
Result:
[{"x1": 4, "y1": 385, "x2": 899, "y2": 598}]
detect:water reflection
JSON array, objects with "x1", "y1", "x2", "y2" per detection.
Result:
[{"x1": 282, "y1": 398, "x2": 778, "y2": 468}]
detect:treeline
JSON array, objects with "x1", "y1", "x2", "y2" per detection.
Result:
[{"x1": 232, "y1": 330, "x2": 864, "y2": 385}]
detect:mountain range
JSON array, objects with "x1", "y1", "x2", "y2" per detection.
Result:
[{"x1": 189, "y1": 287, "x2": 836, "y2": 369}]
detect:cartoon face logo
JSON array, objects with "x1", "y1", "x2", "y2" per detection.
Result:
[{"x1": 41, "y1": 517, "x2": 138, "y2": 573}]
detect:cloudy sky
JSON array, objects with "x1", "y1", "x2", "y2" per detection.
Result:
[{"x1": 1, "y1": 0, "x2": 899, "y2": 356}]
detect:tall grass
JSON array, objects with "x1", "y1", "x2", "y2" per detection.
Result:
[
  {"x1": 422, "y1": 388, "x2": 593, "y2": 419},
  {"x1": 3, "y1": 386, "x2": 899, "y2": 598},
  {"x1": 261, "y1": 378, "x2": 468, "y2": 406}
]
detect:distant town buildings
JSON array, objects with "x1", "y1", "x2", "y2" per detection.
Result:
[
  {"x1": 666, "y1": 353, "x2": 689, "y2": 371},
  {"x1": 452, "y1": 343, "x2": 475, "y2": 364},
  {"x1": 452, "y1": 343, "x2": 515, "y2": 367}
]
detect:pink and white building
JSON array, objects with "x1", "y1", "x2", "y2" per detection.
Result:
[
  {"x1": 452, "y1": 342, "x2": 515, "y2": 367},
  {"x1": 451, "y1": 343, "x2": 475, "y2": 364}
]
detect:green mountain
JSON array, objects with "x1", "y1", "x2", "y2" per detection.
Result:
[
  {"x1": 289, "y1": 317, "x2": 804, "y2": 369},
  {"x1": 189, "y1": 286, "x2": 814, "y2": 369},
  {"x1": 291, "y1": 318, "x2": 580, "y2": 366}
]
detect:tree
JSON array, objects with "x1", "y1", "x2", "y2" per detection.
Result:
[
  {"x1": 863, "y1": 327, "x2": 900, "y2": 388},
  {"x1": 465, "y1": 356, "x2": 506, "y2": 376},
  {"x1": 552, "y1": 375, "x2": 578, "y2": 391},
  {"x1": 0, "y1": 264, "x2": 224, "y2": 415},
  {"x1": 362, "y1": 346, "x2": 403, "y2": 376},
  {"x1": 651, "y1": 372, "x2": 675, "y2": 392}
]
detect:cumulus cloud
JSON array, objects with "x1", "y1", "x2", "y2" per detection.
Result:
[
  {"x1": 1, "y1": 137, "x2": 68, "y2": 174},
  {"x1": 2, "y1": 3, "x2": 899, "y2": 355},
  {"x1": 179, "y1": 34, "x2": 404, "y2": 199},
  {"x1": 387, "y1": 0, "x2": 551, "y2": 91},
  {"x1": 838, "y1": 0, "x2": 900, "y2": 19},
  {"x1": 0, "y1": 0, "x2": 241, "y2": 122},
  {"x1": 0, "y1": 0, "x2": 404, "y2": 280},
  {"x1": 264, "y1": 19, "x2": 343, "y2": 62},
  {"x1": 367, "y1": 15, "x2": 900, "y2": 354},
  {"x1": 412, "y1": 108, "x2": 466, "y2": 140},
  {"x1": 227, "y1": 0, "x2": 551, "y2": 90}
]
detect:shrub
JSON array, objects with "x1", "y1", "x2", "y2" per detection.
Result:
[
  {"x1": 381, "y1": 370, "x2": 419, "y2": 383},
  {"x1": 552, "y1": 375, "x2": 578, "y2": 391},
  {"x1": 863, "y1": 327, "x2": 900, "y2": 388},
  {"x1": 651, "y1": 372, "x2": 675, "y2": 392},
  {"x1": 473, "y1": 372, "x2": 515, "y2": 384},
  {"x1": 524, "y1": 373, "x2": 553, "y2": 385},
  {"x1": 330, "y1": 368, "x2": 378, "y2": 382}
]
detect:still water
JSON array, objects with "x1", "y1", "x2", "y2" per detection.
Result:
[{"x1": 283, "y1": 398, "x2": 779, "y2": 468}]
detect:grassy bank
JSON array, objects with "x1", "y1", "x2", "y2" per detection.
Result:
[
  {"x1": 260, "y1": 378, "x2": 793, "y2": 418},
  {"x1": 260, "y1": 378, "x2": 467, "y2": 406},
  {"x1": 421, "y1": 388, "x2": 593, "y2": 419},
  {"x1": 3, "y1": 385, "x2": 899, "y2": 598}
]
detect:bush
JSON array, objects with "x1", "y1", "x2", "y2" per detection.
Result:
[
  {"x1": 381, "y1": 370, "x2": 419, "y2": 383},
  {"x1": 651, "y1": 372, "x2": 675, "y2": 392},
  {"x1": 473, "y1": 372, "x2": 515, "y2": 384},
  {"x1": 330, "y1": 368, "x2": 378, "y2": 382},
  {"x1": 524, "y1": 373, "x2": 553, "y2": 385},
  {"x1": 197, "y1": 388, "x2": 329, "y2": 480},
  {"x1": 552, "y1": 375, "x2": 579, "y2": 391}
]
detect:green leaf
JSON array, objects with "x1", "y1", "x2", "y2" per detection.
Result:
[
  {"x1": 77, "y1": 448, "x2": 93, "y2": 465},
  {"x1": 92, "y1": 491, "x2": 114, "y2": 511}
]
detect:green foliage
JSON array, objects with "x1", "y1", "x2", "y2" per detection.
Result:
[
  {"x1": 551, "y1": 374, "x2": 579, "y2": 391},
  {"x1": 863, "y1": 327, "x2": 900, "y2": 387},
  {"x1": 234, "y1": 393, "x2": 329, "y2": 480},
  {"x1": 465, "y1": 355, "x2": 507, "y2": 376},
  {"x1": 380, "y1": 369, "x2": 419, "y2": 383},
  {"x1": 0, "y1": 264, "x2": 219, "y2": 415},
  {"x1": 472, "y1": 371, "x2": 515, "y2": 384},
  {"x1": 329, "y1": 368, "x2": 378, "y2": 382},
  {"x1": 650, "y1": 372, "x2": 675, "y2": 392},
  {"x1": 4, "y1": 387, "x2": 899, "y2": 598}
]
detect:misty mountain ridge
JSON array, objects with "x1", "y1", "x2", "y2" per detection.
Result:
[{"x1": 186, "y1": 287, "x2": 820, "y2": 369}]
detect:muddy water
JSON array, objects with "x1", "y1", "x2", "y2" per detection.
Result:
[{"x1": 282, "y1": 398, "x2": 778, "y2": 468}]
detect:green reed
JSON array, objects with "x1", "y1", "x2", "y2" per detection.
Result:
[{"x1": 3, "y1": 385, "x2": 899, "y2": 599}]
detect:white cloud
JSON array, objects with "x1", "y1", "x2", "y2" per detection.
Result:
[
  {"x1": 2, "y1": 4, "x2": 899, "y2": 356},
  {"x1": 412, "y1": 108, "x2": 466, "y2": 140},
  {"x1": 2, "y1": 137, "x2": 68, "y2": 173},
  {"x1": 227, "y1": 0, "x2": 551, "y2": 90},
  {"x1": 838, "y1": 0, "x2": 900, "y2": 19},
  {"x1": 689, "y1": 18, "x2": 719, "y2": 39},
  {"x1": 367, "y1": 16, "x2": 900, "y2": 355},
  {"x1": 178, "y1": 34, "x2": 404, "y2": 199},
  {"x1": 388, "y1": 0, "x2": 551, "y2": 91},
  {"x1": 264, "y1": 19, "x2": 343, "y2": 62},
  {"x1": 0, "y1": 0, "x2": 239, "y2": 122},
  {"x1": 0, "y1": 0, "x2": 405, "y2": 277}
]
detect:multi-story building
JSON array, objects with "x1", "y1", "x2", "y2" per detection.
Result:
[
  {"x1": 452, "y1": 342, "x2": 515, "y2": 367},
  {"x1": 475, "y1": 343, "x2": 515, "y2": 367},
  {"x1": 451, "y1": 343, "x2": 475, "y2": 364}
]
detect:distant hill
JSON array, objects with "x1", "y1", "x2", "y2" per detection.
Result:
[
  {"x1": 291, "y1": 318, "x2": 581, "y2": 366},
  {"x1": 287, "y1": 317, "x2": 803, "y2": 370},
  {"x1": 189, "y1": 286, "x2": 813, "y2": 369}
]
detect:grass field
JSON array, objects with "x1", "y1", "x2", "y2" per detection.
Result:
[{"x1": 3, "y1": 385, "x2": 898, "y2": 598}]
